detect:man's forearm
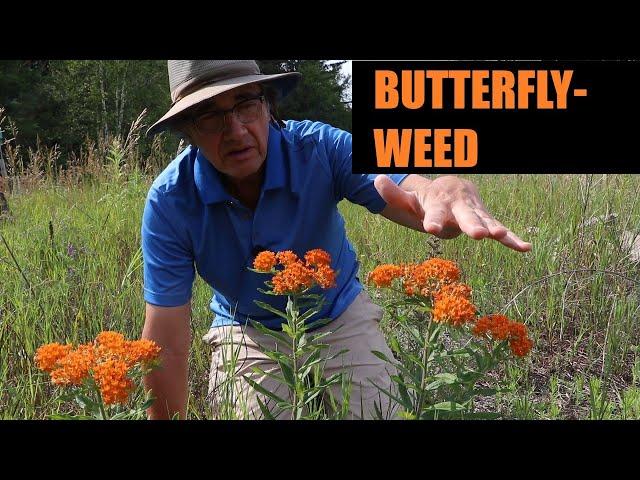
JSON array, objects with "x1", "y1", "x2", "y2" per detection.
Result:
[
  {"x1": 144, "y1": 350, "x2": 189, "y2": 420},
  {"x1": 379, "y1": 174, "x2": 432, "y2": 231}
]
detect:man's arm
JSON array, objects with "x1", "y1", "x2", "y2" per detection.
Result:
[
  {"x1": 377, "y1": 174, "x2": 532, "y2": 252},
  {"x1": 379, "y1": 174, "x2": 431, "y2": 232},
  {"x1": 142, "y1": 302, "x2": 191, "y2": 420}
]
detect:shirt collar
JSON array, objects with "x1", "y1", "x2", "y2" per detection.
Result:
[{"x1": 194, "y1": 123, "x2": 287, "y2": 205}]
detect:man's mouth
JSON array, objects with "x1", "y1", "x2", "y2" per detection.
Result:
[{"x1": 227, "y1": 147, "x2": 253, "y2": 158}]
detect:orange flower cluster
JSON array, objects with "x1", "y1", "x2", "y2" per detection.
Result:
[
  {"x1": 367, "y1": 264, "x2": 403, "y2": 288},
  {"x1": 276, "y1": 250, "x2": 298, "y2": 266},
  {"x1": 367, "y1": 258, "x2": 533, "y2": 357},
  {"x1": 434, "y1": 282, "x2": 472, "y2": 301},
  {"x1": 34, "y1": 343, "x2": 73, "y2": 373},
  {"x1": 253, "y1": 251, "x2": 277, "y2": 271},
  {"x1": 369, "y1": 258, "x2": 476, "y2": 327},
  {"x1": 253, "y1": 248, "x2": 336, "y2": 295},
  {"x1": 368, "y1": 258, "x2": 461, "y2": 297},
  {"x1": 93, "y1": 359, "x2": 133, "y2": 405},
  {"x1": 35, "y1": 332, "x2": 161, "y2": 405},
  {"x1": 432, "y1": 294, "x2": 477, "y2": 327},
  {"x1": 472, "y1": 314, "x2": 533, "y2": 357},
  {"x1": 304, "y1": 249, "x2": 332, "y2": 267}
]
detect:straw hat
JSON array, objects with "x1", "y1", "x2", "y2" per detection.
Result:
[{"x1": 147, "y1": 60, "x2": 301, "y2": 136}]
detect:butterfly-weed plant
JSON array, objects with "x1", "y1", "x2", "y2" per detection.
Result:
[
  {"x1": 35, "y1": 332, "x2": 161, "y2": 419},
  {"x1": 248, "y1": 249, "x2": 351, "y2": 419},
  {"x1": 367, "y1": 258, "x2": 533, "y2": 419}
]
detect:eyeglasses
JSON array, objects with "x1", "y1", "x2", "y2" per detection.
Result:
[{"x1": 192, "y1": 95, "x2": 266, "y2": 134}]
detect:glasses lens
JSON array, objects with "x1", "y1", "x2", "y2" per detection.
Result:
[
  {"x1": 194, "y1": 96, "x2": 264, "y2": 133},
  {"x1": 195, "y1": 111, "x2": 225, "y2": 133},
  {"x1": 236, "y1": 98, "x2": 262, "y2": 123}
]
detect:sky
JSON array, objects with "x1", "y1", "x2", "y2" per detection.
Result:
[{"x1": 329, "y1": 60, "x2": 352, "y2": 103}]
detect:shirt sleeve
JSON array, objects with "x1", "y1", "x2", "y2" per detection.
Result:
[
  {"x1": 141, "y1": 187, "x2": 195, "y2": 307},
  {"x1": 324, "y1": 124, "x2": 409, "y2": 213}
]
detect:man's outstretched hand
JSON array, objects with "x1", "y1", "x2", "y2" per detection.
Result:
[{"x1": 375, "y1": 175, "x2": 532, "y2": 253}]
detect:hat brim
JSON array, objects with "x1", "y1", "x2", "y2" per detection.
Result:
[{"x1": 146, "y1": 71, "x2": 301, "y2": 137}]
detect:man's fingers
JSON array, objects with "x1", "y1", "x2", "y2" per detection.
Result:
[
  {"x1": 451, "y1": 203, "x2": 490, "y2": 239},
  {"x1": 422, "y1": 207, "x2": 449, "y2": 235},
  {"x1": 374, "y1": 175, "x2": 423, "y2": 217},
  {"x1": 496, "y1": 230, "x2": 533, "y2": 252},
  {"x1": 476, "y1": 212, "x2": 509, "y2": 238}
]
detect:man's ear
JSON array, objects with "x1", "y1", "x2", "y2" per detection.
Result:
[{"x1": 270, "y1": 114, "x2": 285, "y2": 129}]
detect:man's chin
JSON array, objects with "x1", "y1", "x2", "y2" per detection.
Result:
[{"x1": 228, "y1": 161, "x2": 263, "y2": 182}]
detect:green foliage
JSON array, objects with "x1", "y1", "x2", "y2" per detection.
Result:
[
  {"x1": 50, "y1": 376, "x2": 156, "y2": 420},
  {"x1": 2, "y1": 172, "x2": 640, "y2": 419},
  {"x1": 257, "y1": 60, "x2": 352, "y2": 131},
  {"x1": 0, "y1": 61, "x2": 63, "y2": 145},
  {"x1": 1, "y1": 60, "x2": 352, "y2": 172},
  {"x1": 247, "y1": 269, "x2": 350, "y2": 419},
  {"x1": 1, "y1": 61, "x2": 171, "y2": 156},
  {"x1": 370, "y1": 296, "x2": 511, "y2": 420}
]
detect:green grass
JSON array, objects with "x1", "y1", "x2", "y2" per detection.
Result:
[{"x1": 1, "y1": 173, "x2": 639, "y2": 418}]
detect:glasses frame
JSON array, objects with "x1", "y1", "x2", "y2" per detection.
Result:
[{"x1": 191, "y1": 95, "x2": 266, "y2": 134}]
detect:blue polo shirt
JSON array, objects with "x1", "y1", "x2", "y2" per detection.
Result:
[{"x1": 142, "y1": 120, "x2": 408, "y2": 330}]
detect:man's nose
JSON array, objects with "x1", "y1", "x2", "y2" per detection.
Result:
[{"x1": 222, "y1": 111, "x2": 247, "y2": 135}]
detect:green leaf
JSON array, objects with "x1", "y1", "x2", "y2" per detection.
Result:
[
  {"x1": 426, "y1": 401, "x2": 466, "y2": 411},
  {"x1": 371, "y1": 349, "x2": 394, "y2": 364},
  {"x1": 139, "y1": 398, "x2": 155, "y2": 410},
  {"x1": 281, "y1": 323, "x2": 295, "y2": 338},
  {"x1": 404, "y1": 352, "x2": 425, "y2": 368},
  {"x1": 262, "y1": 349, "x2": 289, "y2": 364},
  {"x1": 443, "y1": 348, "x2": 471, "y2": 358},
  {"x1": 397, "y1": 381, "x2": 413, "y2": 407},
  {"x1": 278, "y1": 361, "x2": 296, "y2": 387},
  {"x1": 48, "y1": 413, "x2": 94, "y2": 420},
  {"x1": 406, "y1": 326, "x2": 423, "y2": 344},
  {"x1": 249, "y1": 366, "x2": 287, "y2": 385},
  {"x1": 389, "y1": 336, "x2": 402, "y2": 354},
  {"x1": 429, "y1": 325, "x2": 442, "y2": 343},
  {"x1": 368, "y1": 378, "x2": 411, "y2": 410},
  {"x1": 308, "y1": 329, "x2": 339, "y2": 344},
  {"x1": 253, "y1": 300, "x2": 289, "y2": 320},
  {"x1": 248, "y1": 320, "x2": 290, "y2": 346},
  {"x1": 399, "y1": 410, "x2": 417, "y2": 420},
  {"x1": 324, "y1": 348, "x2": 349, "y2": 362},
  {"x1": 257, "y1": 287, "x2": 281, "y2": 296},
  {"x1": 74, "y1": 393, "x2": 96, "y2": 411},
  {"x1": 306, "y1": 317, "x2": 334, "y2": 330},
  {"x1": 256, "y1": 395, "x2": 276, "y2": 420},
  {"x1": 434, "y1": 373, "x2": 458, "y2": 384},
  {"x1": 387, "y1": 358, "x2": 415, "y2": 380},
  {"x1": 285, "y1": 298, "x2": 296, "y2": 317},
  {"x1": 298, "y1": 308, "x2": 321, "y2": 324},
  {"x1": 303, "y1": 388, "x2": 324, "y2": 406},
  {"x1": 243, "y1": 375, "x2": 287, "y2": 405},
  {"x1": 425, "y1": 379, "x2": 447, "y2": 391}
]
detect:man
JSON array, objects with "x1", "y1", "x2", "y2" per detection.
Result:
[{"x1": 142, "y1": 60, "x2": 531, "y2": 420}]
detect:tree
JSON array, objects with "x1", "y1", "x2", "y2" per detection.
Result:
[
  {"x1": 47, "y1": 60, "x2": 171, "y2": 151},
  {"x1": 0, "y1": 60, "x2": 63, "y2": 146},
  {"x1": 257, "y1": 60, "x2": 352, "y2": 132}
]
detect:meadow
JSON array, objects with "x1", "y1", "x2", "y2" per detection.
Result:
[{"x1": 1, "y1": 139, "x2": 639, "y2": 419}]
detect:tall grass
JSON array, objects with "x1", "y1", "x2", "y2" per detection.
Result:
[
  {"x1": 342, "y1": 174, "x2": 640, "y2": 419},
  {"x1": 1, "y1": 115, "x2": 639, "y2": 418}
]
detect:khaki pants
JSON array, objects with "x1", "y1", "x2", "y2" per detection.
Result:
[{"x1": 202, "y1": 290, "x2": 399, "y2": 420}]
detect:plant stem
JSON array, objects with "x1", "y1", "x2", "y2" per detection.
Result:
[
  {"x1": 290, "y1": 295, "x2": 300, "y2": 418},
  {"x1": 93, "y1": 382, "x2": 108, "y2": 420},
  {"x1": 415, "y1": 311, "x2": 434, "y2": 419}
]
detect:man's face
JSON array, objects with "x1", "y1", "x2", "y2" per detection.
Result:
[{"x1": 187, "y1": 84, "x2": 269, "y2": 182}]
